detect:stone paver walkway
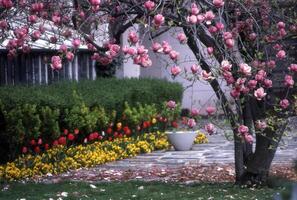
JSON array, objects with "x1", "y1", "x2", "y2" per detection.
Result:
[
  {"x1": 40, "y1": 126, "x2": 297, "y2": 183},
  {"x1": 103, "y1": 133, "x2": 297, "y2": 170}
]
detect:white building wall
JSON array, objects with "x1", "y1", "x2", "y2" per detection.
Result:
[
  {"x1": 120, "y1": 27, "x2": 230, "y2": 112},
  {"x1": 116, "y1": 26, "x2": 141, "y2": 78}
]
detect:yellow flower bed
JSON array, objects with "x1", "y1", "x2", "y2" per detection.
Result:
[
  {"x1": 0, "y1": 132, "x2": 169, "y2": 181},
  {"x1": 194, "y1": 132, "x2": 208, "y2": 144}
]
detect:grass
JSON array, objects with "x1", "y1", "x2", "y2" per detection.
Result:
[{"x1": 0, "y1": 181, "x2": 291, "y2": 200}]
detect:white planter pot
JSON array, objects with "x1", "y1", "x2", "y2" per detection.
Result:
[{"x1": 166, "y1": 131, "x2": 197, "y2": 151}]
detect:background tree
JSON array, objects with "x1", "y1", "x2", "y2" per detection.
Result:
[{"x1": 0, "y1": 0, "x2": 296, "y2": 185}]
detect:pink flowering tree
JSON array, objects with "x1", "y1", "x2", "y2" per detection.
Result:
[{"x1": 1, "y1": 0, "x2": 297, "y2": 185}]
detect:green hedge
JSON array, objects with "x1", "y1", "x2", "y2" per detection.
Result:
[
  {"x1": 0, "y1": 78, "x2": 183, "y2": 111},
  {"x1": 0, "y1": 78, "x2": 183, "y2": 162}
]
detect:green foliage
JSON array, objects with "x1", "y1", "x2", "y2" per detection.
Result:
[
  {"x1": 122, "y1": 102, "x2": 158, "y2": 127},
  {"x1": 0, "y1": 78, "x2": 183, "y2": 112},
  {"x1": 64, "y1": 91, "x2": 111, "y2": 133},
  {"x1": 0, "y1": 78, "x2": 183, "y2": 162},
  {"x1": 39, "y1": 106, "x2": 60, "y2": 141}
]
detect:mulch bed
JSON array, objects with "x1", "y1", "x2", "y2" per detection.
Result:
[{"x1": 36, "y1": 164, "x2": 297, "y2": 184}]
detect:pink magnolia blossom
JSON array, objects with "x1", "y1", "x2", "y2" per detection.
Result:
[
  {"x1": 169, "y1": 50, "x2": 179, "y2": 61},
  {"x1": 162, "y1": 41, "x2": 172, "y2": 54},
  {"x1": 248, "y1": 33, "x2": 257, "y2": 41},
  {"x1": 0, "y1": 0, "x2": 13, "y2": 8},
  {"x1": 255, "y1": 70, "x2": 267, "y2": 82},
  {"x1": 244, "y1": 134, "x2": 254, "y2": 144},
  {"x1": 28, "y1": 15, "x2": 37, "y2": 23},
  {"x1": 239, "y1": 63, "x2": 252, "y2": 76},
  {"x1": 225, "y1": 38, "x2": 235, "y2": 48},
  {"x1": 277, "y1": 21, "x2": 285, "y2": 29},
  {"x1": 206, "y1": 106, "x2": 216, "y2": 115},
  {"x1": 187, "y1": 118, "x2": 196, "y2": 128},
  {"x1": 276, "y1": 50, "x2": 286, "y2": 59},
  {"x1": 205, "y1": 11, "x2": 215, "y2": 25},
  {"x1": 280, "y1": 99, "x2": 290, "y2": 109},
  {"x1": 205, "y1": 123, "x2": 216, "y2": 134},
  {"x1": 59, "y1": 44, "x2": 68, "y2": 53},
  {"x1": 213, "y1": 0, "x2": 224, "y2": 8},
  {"x1": 191, "y1": 108, "x2": 199, "y2": 116},
  {"x1": 278, "y1": 28, "x2": 287, "y2": 37},
  {"x1": 187, "y1": 15, "x2": 198, "y2": 25},
  {"x1": 288, "y1": 64, "x2": 297, "y2": 72},
  {"x1": 32, "y1": 31, "x2": 41, "y2": 40},
  {"x1": 223, "y1": 32, "x2": 233, "y2": 40},
  {"x1": 273, "y1": 44, "x2": 283, "y2": 51},
  {"x1": 89, "y1": 0, "x2": 100, "y2": 6},
  {"x1": 66, "y1": 52, "x2": 74, "y2": 61},
  {"x1": 139, "y1": 54, "x2": 152, "y2": 67},
  {"x1": 171, "y1": 66, "x2": 182, "y2": 76},
  {"x1": 197, "y1": 14, "x2": 205, "y2": 23},
  {"x1": 190, "y1": 3, "x2": 200, "y2": 15},
  {"x1": 230, "y1": 88, "x2": 240, "y2": 99},
  {"x1": 128, "y1": 31, "x2": 138, "y2": 44},
  {"x1": 266, "y1": 60, "x2": 276, "y2": 69},
  {"x1": 238, "y1": 125, "x2": 249, "y2": 134},
  {"x1": 254, "y1": 87, "x2": 266, "y2": 101},
  {"x1": 223, "y1": 72, "x2": 235, "y2": 85},
  {"x1": 177, "y1": 33, "x2": 187, "y2": 44},
  {"x1": 31, "y1": 2, "x2": 44, "y2": 12},
  {"x1": 144, "y1": 0, "x2": 155, "y2": 11},
  {"x1": 122, "y1": 46, "x2": 136, "y2": 56},
  {"x1": 51, "y1": 56, "x2": 62, "y2": 70},
  {"x1": 216, "y1": 22, "x2": 225, "y2": 31},
  {"x1": 52, "y1": 14, "x2": 61, "y2": 25},
  {"x1": 191, "y1": 64, "x2": 200, "y2": 74},
  {"x1": 208, "y1": 26, "x2": 218, "y2": 34},
  {"x1": 284, "y1": 75, "x2": 294, "y2": 88},
  {"x1": 255, "y1": 120, "x2": 267, "y2": 130},
  {"x1": 153, "y1": 14, "x2": 165, "y2": 27},
  {"x1": 0, "y1": 20, "x2": 8, "y2": 29},
  {"x1": 72, "y1": 38, "x2": 81, "y2": 49},
  {"x1": 152, "y1": 42, "x2": 163, "y2": 53},
  {"x1": 221, "y1": 60, "x2": 232, "y2": 71},
  {"x1": 263, "y1": 79, "x2": 273, "y2": 88},
  {"x1": 137, "y1": 45, "x2": 148, "y2": 55},
  {"x1": 207, "y1": 47, "x2": 214, "y2": 55},
  {"x1": 108, "y1": 44, "x2": 121, "y2": 57},
  {"x1": 201, "y1": 70, "x2": 214, "y2": 81},
  {"x1": 166, "y1": 100, "x2": 176, "y2": 109}
]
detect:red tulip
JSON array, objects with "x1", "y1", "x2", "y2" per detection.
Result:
[
  {"x1": 63, "y1": 129, "x2": 68, "y2": 135},
  {"x1": 22, "y1": 146, "x2": 28, "y2": 154},
  {"x1": 58, "y1": 136, "x2": 67, "y2": 145},
  {"x1": 67, "y1": 133, "x2": 75, "y2": 141},
  {"x1": 34, "y1": 146, "x2": 40, "y2": 154},
  {"x1": 74, "y1": 128, "x2": 79, "y2": 135},
  {"x1": 44, "y1": 143, "x2": 50, "y2": 150},
  {"x1": 53, "y1": 140, "x2": 59, "y2": 147},
  {"x1": 30, "y1": 139, "x2": 36, "y2": 146},
  {"x1": 107, "y1": 127, "x2": 113, "y2": 134},
  {"x1": 37, "y1": 138, "x2": 42, "y2": 145}
]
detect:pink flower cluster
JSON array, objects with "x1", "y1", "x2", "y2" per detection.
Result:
[{"x1": 238, "y1": 125, "x2": 253, "y2": 144}]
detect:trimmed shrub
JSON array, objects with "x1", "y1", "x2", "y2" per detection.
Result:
[
  {"x1": 0, "y1": 78, "x2": 183, "y2": 162},
  {"x1": 0, "y1": 78, "x2": 183, "y2": 111}
]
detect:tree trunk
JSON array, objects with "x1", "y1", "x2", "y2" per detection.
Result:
[
  {"x1": 183, "y1": 27, "x2": 245, "y2": 182},
  {"x1": 239, "y1": 120, "x2": 288, "y2": 185}
]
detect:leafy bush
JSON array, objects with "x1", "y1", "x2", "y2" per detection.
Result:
[
  {"x1": 0, "y1": 78, "x2": 183, "y2": 162},
  {"x1": 0, "y1": 78, "x2": 183, "y2": 111}
]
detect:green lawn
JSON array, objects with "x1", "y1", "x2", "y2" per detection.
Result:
[{"x1": 0, "y1": 181, "x2": 291, "y2": 200}]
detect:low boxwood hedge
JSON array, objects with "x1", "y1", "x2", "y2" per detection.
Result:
[{"x1": 0, "y1": 78, "x2": 183, "y2": 111}]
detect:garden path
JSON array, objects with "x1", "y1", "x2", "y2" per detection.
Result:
[{"x1": 40, "y1": 125, "x2": 297, "y2": 183}]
